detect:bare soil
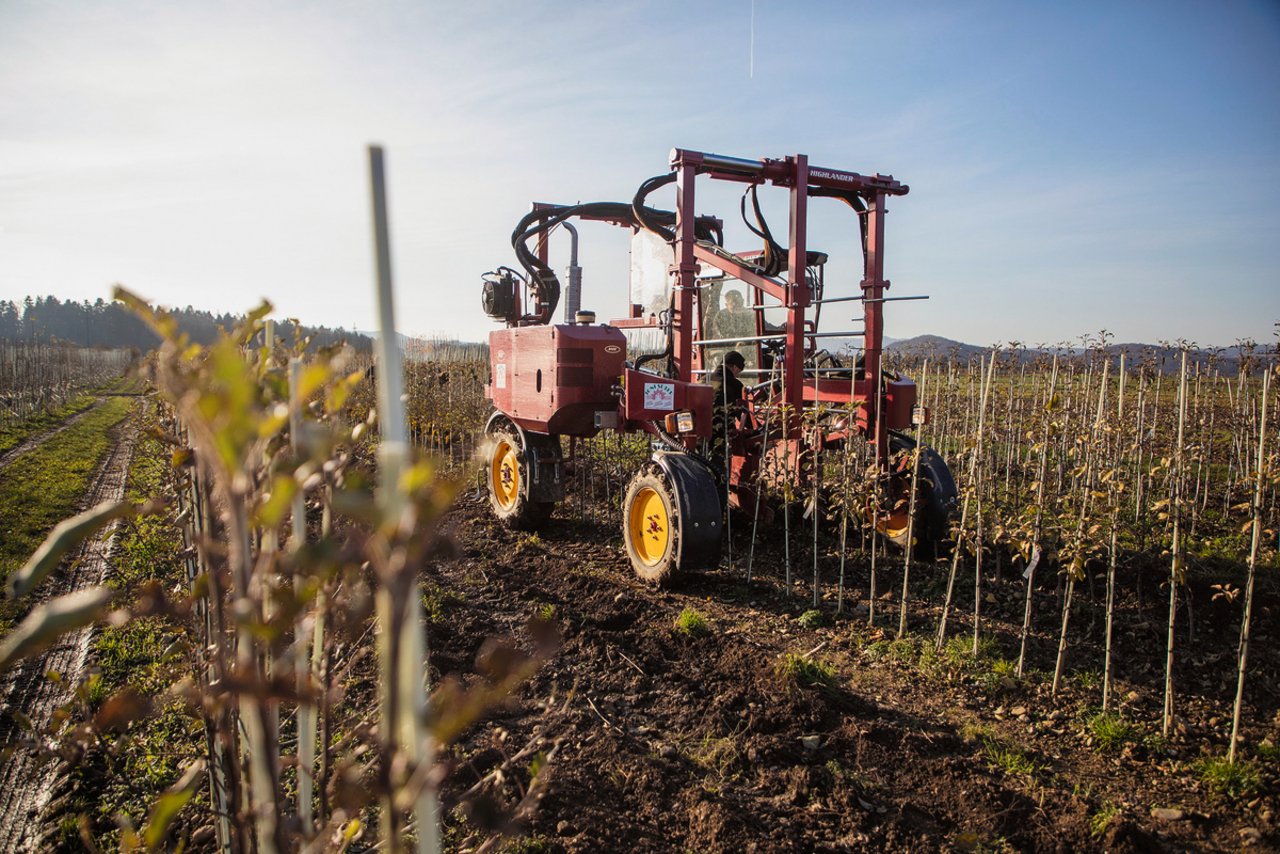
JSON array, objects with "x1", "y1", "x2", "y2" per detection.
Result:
[{"x1": 429, "y1": 489, "x2": 1280, "y2": 853}]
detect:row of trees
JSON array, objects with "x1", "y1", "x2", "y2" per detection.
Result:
[{"x1": 0, "y1": 296, "x2": 373, "y2": 353}]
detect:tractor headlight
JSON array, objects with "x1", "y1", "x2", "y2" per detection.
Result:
[{"x1": 664, "y1": 411, "x2": 696, "y2": 434}]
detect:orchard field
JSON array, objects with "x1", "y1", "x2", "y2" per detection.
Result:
[{"x1": 0, "y1": 318, "x2": 1276, "y2": 852}]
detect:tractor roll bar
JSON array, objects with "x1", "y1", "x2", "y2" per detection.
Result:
[
  {"x1": 670, "y1": 148, "x2": 909, "y2": 196},
  {"x1": 810, "y1": 294, "x2": 929, "y2": 306},
  {"x1": 693, "y1": 329, "x2": 865, "y2": 347}
]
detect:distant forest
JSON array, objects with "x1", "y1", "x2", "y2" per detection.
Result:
[{"x1": 0, "y1": 296, "x2": 373, "y2": 352}]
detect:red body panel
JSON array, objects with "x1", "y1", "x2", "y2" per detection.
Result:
[
  {"x1": 881, "y1": 378, "x2": 917, "y2": 431},
  {"x1": 621, "y1": 369, "x2": 714, "y2": 438},
  {"x1": 486, "y1": 324, "x2": 627, "y2": 436}
]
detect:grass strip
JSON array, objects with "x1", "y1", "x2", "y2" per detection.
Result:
[
  {"x1": 60, "y1": 401, "x2": 205, "y2": 848},
  {"x1": 0, "y1": 394, "x2": 133, "y2": 634},
  {"x1": 0, "y1": 374, "x2": 141, "y2": 457},
  {"x1": 0, "y1": 393, "x2": 103, "y2": 457}
]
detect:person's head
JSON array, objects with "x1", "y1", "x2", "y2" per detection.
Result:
[
  {"x1": 724, "y1": 290, "x2": 744, "y2": 311},
  {"x1": 723, "y1": 350, "x2": 745, "y2": 376}
]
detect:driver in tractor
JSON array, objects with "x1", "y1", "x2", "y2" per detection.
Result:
[{"x1": 707, "y1": 350, "x2": 772, "y2": 523}]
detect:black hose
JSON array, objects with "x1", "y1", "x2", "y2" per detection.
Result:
[
  {"x1": 809, "y1": 186, "x2": 868, "y2": 260},
  {"x1": 740, "y1": 185, "x2": 786, "y2": 277},
  {"x1": 632, "y1": 173, "x2": 677, "y2": 241},
  {"x1": 508, "y1": 192, "x2": 721, "y2": 325}
]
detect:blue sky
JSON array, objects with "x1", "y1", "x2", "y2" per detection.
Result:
[{"x1": 1, "y1": 0, "x2": 1277, "y2": 347}]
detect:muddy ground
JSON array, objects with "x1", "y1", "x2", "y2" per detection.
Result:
[
  {"x1": 426, "y1": 487, "x2": 1279, "y2": 853},
  {"x1": 0, "y1": 416, "x2": 137, "y2": 853}
]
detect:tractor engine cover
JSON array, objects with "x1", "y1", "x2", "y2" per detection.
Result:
[{"x1": 487, "y1": 323, "x2": 627, "y2": 436}]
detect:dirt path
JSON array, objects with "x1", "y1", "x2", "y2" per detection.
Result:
[
  {"x1": 0, "y1": 399, "x2": 107, "y2": 473},
  {"x1": 0, "y1": 416, "x2": 136, "y2": 853}
]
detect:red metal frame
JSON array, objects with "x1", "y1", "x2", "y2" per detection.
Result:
[
  {"x1": 487, "y1": 148, "x2": 914, "y2": 470},
  {"x1": 662, "y1": 148, "x2": 909, "y2": 463}
]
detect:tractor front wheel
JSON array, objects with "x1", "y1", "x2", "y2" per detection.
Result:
[{"x1": 622, "y1": 455, "x2": 722, "y2": 584}]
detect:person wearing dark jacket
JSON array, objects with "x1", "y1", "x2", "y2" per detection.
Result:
[{"x1": 712, "y1": 349, "x2": 746, "y2": 411}]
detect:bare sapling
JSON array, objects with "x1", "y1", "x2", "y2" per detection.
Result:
[
  {"x1": 1017, "y1": 354, "x2": 1059, "y2": 676},
  {"x1": 1102, "y1": 353, "x2": 1126, "y2": 710},
  {"x1": 1230, "y1": 366, "x2": 1271, "y2": 762},
  {"x1": 1052, "y1": 357, "x2": 1108, "y2": 696},
  {"x1": 899, "y1": 359, "x2": 929, "y2": 637},
  {"x1": 1163, "y1": 349, "x2": 1189, "y2": 736},
  {"x1": 973, "y1": 352, "x2": 997, "y2": 654},
  {"x1": 937, "y1": 352, "x2": 995, "y2": 651}
]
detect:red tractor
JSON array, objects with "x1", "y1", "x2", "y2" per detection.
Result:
[{"x1": 481, "y1": 148, "x2": 956, "y2": 583}]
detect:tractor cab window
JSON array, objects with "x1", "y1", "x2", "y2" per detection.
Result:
[{"x1": 699, "y1": 277, "x2": 759, "y2": 375}]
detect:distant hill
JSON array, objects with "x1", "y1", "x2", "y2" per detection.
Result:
[
  {"x1": 887, "y1": 335, "x2": 988, "y2": 362},
  {"x1": 887, "y1": 335, "x2": 1274, "y2": 374}
]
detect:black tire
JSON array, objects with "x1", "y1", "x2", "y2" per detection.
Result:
[
  {"x1": 622, "y1": 455, "x2": 722, "y2": 584},
  {"x1": 623, "y1": 464, "x2": 679, "y2": 583},
  {"x1": 486, "y1": 425, "x2": 554, "y2": 530},
  {"x1": 886, "y1": 434, "x2": 958, "y2": 558}
]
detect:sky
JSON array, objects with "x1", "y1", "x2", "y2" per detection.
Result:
[{"x1": 1, "y1": 0, "x2": 1278, "y2": 348}]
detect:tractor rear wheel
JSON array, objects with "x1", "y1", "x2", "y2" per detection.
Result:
[
  {"x1": 881, "y1": 435, "x2": 957, "y2": 557},
  {"x1": 622, "y1": 456, "x2": 721, "y2": 584},
  {"x1": 487, "y1": 426, "x2": 553, "y2": 529}
]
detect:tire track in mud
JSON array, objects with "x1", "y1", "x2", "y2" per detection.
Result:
[
  {"x1": 0, "y1": 399, "x2": 108, "y2": 474},
  {"x1": 0, "y1": 416, "x2": 137, "y2": 853}
]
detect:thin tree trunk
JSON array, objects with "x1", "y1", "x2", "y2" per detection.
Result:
[
  {"x1": 1230, "y1": 368, "x2": 1270, "y2": 762},
  {"x1": 1018, "y1": 356, "x2": 1058, "y2": 676},
  {"x1": 1163, "y1": 350, "x2": 1189, "y2": 737}
]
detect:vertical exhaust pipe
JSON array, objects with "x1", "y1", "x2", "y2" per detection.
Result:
[{"x1": 563, "y1": 222, "x2": 582, "y2": 322}]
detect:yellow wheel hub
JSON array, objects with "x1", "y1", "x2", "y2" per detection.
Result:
[
  {"x1": 628, "y1": 486, "x2": 670, "y2": 566},
  {"x1": 880, "y1": 508, "x2": 911, "y2": 539},
  {"x1": 491, "y1": 439, "x2": 520, "y2": 509}
]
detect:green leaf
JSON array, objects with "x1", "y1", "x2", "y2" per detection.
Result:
[
  {"x1": 142, "y1": 759, "x2": 206, "y2": 850},
  {"x1": 7, "y1": 501, "x2": 136, "y2": 599},
  {"x1": 256, "y1": 474, "x2": 298, "y2": 528},
  {"x1": 0, "y1": 587, "x2": 114, "y2": 672}
]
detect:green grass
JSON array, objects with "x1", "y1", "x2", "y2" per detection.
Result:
[
  {"x1": 0, "y1": 393, "x2": 102, "y2": 456},
  {"x1": 1090, "y1": 802, "x2": 1122, "y2": 838},
  {"x1": 1087, "y1": 711, "x2": 1136, "y2": 753},
  {"x1": 776, "y1": 652, "x2": 837, "y2": 690},
  {"x1": 62, "y1": 404, "x2": 207, "y2": 849},
  {"x1": 982, "y1": 738, "x2": 1043, "y2": 778},
  {"x1": 1196, "y1": 755, "x2": 1260, "y2": 798},
  {"x1": 674, "y1": 606, "x2": 711, "y2": 637},
  {"x1": 422, "y1": 583, "x2": 466, "y2": 625},
  {"x1": 959, "y1": 719, "x2": 1043, "y2": 780},
  {"x1": 0, "y1": 394, "x2": 133, "y2": 634},
  {"x1": 796, "y1": 609, "x2": 827, "y2": 629}
]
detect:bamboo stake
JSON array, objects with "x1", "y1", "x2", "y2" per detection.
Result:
[
  {"x1": 291, "y1": 359, "x2": 317, "y2": 835},
  {"x1": 973, "y1": 352, "x2": 996, "y2": 654},
  {"x1": 368, "y1": 145, "x2": 439, "y2": 854}
]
